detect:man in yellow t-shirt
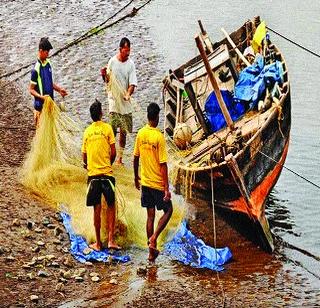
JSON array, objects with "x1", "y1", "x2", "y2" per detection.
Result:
[
  {"x1": 82, "y1": 100, "x2": 120, "y2": 251},
  {"x1": 133, "y1": 103, "x2": 173, "y2": 262}
]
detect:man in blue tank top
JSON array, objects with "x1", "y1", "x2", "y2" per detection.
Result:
[{"x1": 29, "y1": 37, "x2": 68, "y2": 127}]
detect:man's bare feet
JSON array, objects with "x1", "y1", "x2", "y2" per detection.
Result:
[
  {"x1": 148, "y1": 246, "x2": 159, "y2": 262},
  {"x1": 89, "y1": 242, "x2": 102, "y2": 251},
  {"x1": 107, "y1": 242, "x2": 122, "y2": 250},
  {"x1": 148, "y1": 237, "x2": 159, "y2": 261},
  {"x1": 148, "y1": 237, "x2": 157, "y2": 250}
]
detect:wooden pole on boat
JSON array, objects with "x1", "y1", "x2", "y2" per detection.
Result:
[
  {"x1": 225, "y1": 153, "x2": 255, "y2": 221},
  {"x1": 198, "y1": 20, "x2": 214, "y2": 54},
  {"x1": 175, "y1": 87, "x2": 180, "y2": 127},
  {"x1": 198, "y1": 20, "x2": 206, "y2": 35},
  {"x1": 184, "y1": 83, "x2": 211, "y2": 136},
  {"x1": 195, "y1": 35, "x2": 234, "y2": 130},
  {"x1": 221, "y1": 28, "x2": 250, "y2": 67}
]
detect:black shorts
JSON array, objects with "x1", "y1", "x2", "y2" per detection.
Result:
[
  {"x1": 141, "y1": 186, "x2": 172, "y2": 211},
  {"x1": 86, "y1": 175, "x2": 115, "y2": 207}
]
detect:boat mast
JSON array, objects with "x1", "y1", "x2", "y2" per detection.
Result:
[{"x1": 198, "y1": 20, "x2": 213, "y2": 53}]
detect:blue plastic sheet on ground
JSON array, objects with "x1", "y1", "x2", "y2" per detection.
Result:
[
  {"x1": 61, "y1": 213, "x2": 231, "y2": 271},
  {"x1": 163, "y1": 221, "x2": 232, "y2": 271},
  {"x1": 234, "y1": 55, "x2": 283, "y2": 109},
  {"x1": 61, "y1": 212, "x2": 131, "y2": 263}
]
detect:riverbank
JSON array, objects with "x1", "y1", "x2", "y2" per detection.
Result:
[
  {"x1": 0, "y1": 1, "x2": 224, "y2": 306},
  {"x1": 0, "y1": 1, "x2": 165, "y2": 306}
]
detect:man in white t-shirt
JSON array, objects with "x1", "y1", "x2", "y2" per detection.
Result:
[{"x1": 102, "y1": 37, "x2": 137, "y2": 165}]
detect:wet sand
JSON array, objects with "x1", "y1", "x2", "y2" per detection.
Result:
[{"x1": 0, "y1": 0, "x2": 319, "y2": 307}]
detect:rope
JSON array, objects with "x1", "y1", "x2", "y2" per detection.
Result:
[
  {"x1": 274, "y1": 234, "x2": 320, "y2": 262},
  {"x1": 267, "y1": 26, "x2": 320, "y2": 59},
  {"x1": 210, "y1": 166, "x2": 226, "y2": 307},
  {"x1": 210, "y1": 167, "x2": 217, "y2": 250},
  {"x1": 248, "y1": 143, "x2": 320, "y2": 190},
  {"x1": 274, "y1": 240, "x2": 320, "y2": 280},
  {"x1": 50, "y1": 0, "x2": 135, "y2": 58},
  {"x1": 0, "y1": 0, "x2": 153, "y2": 81}
]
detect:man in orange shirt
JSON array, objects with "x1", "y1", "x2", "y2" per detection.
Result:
[
  {"x1": 133, "y1": 103, "x2": 173, "y2": 262},
  {"x1": 82, "y1": 100, "x2": 120, "y2": 251}
]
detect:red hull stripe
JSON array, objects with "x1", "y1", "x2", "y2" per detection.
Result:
[{"x1": 229, "y1": 139, "x2": 289, "y2": 217}]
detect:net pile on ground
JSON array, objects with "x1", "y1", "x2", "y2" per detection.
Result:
[{"x1": 19, "y1": 97, "x2": 185, "y2": 251}]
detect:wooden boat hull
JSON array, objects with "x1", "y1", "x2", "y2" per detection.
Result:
[
  {"x1": 177, "y1": 99, "x2": 290, "y2": 252},
  {"x1": 162, "y1": 17, "x2": 291, "y2": 252}
]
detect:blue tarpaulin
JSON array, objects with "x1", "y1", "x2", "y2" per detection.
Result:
[
  {"x1": 61, "y1": 213, "x2": 232, "y2": 271},
  {"x1": 204, "y1": 89, "x2": 245, "y2": 133},
  {"x1": 163, "y1": 221, "x2": 232, "y2": 271},
  {"x1": 61, "y1": 212, "x2": 131, "y2": 263},
  {"x1": 234, "y1": 55, "x2": 283, "y2": 109}
]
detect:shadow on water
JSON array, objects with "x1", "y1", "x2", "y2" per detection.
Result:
[
  {"x1": 266, "y1": 192, "x2": 320, "y2": 281},
  {"x1": 266, "y1": 191, "x2": 298, "y2": 237}
]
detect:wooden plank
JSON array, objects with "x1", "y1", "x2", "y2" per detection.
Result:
[
  {"x1": 221, "y1": 28, "x2": 250, "y2": 67},
  {"x1": 184, "y1": 44, "x2": 230, "y2": 83}
]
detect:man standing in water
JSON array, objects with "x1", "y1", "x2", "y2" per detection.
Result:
[
  {"x1": 133, "y1": 103, "x2": 173, "y2": 262},
  {"x1": 102, "y1": 37, "x2": 137, "y2": 165},
  {"x1": 29, "y1": 37, "x2": 68, "y2": 127},
  {"x1": 82, "y1": 100, "x2": 121, "y2": 251}
]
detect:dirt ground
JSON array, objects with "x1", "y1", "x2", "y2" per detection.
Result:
[{"x1": 0, "y1": 80, "x2": 131, "y2": 307}]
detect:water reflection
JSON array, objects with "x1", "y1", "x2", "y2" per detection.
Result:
[
  {"x1": 146, "y1": 264, "x2": 158, "y2": 283},
  {"x1": 266, "y1": 191, "x2": 299, "y2": 237},
  {"x1": 267, "y1": 192, "x2": 320, "y2": 282}
]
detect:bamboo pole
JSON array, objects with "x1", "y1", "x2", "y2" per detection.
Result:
[
  {"x1": 179, "y1": 94, "x2": 184, "y2": 123},
  {"x1": 221, "y1": 28, "x2": 250, "y2": 67},
  {"x1": 195, "y1": 35, "x2": 234, "y2": 130},
  {"x1": 175, "y1": 87, "x2": 180, "y2": 127}
]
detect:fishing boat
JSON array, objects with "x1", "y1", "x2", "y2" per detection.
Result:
[{"x1": 162, "y1": 16, "x2": 290, "y2": 252}]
